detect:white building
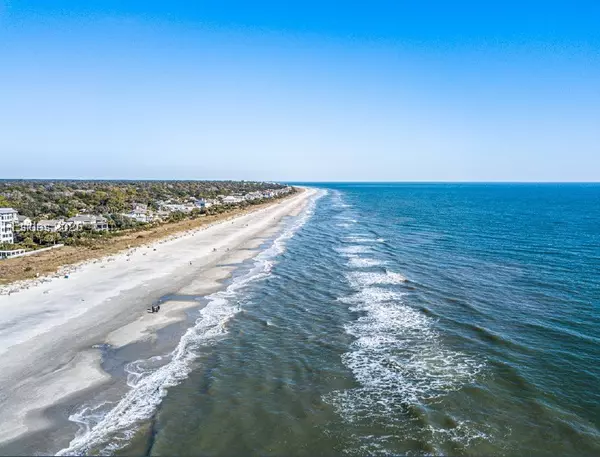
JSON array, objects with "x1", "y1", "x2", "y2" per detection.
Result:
[
  {"x1": 16, "y1": 215, "x2": 33, "y2": 231},
  {"x1": 0, "y1": 208, "x2": 18, "y2": 244},
  {"x1": 203, "y1": 199, "x2": 216, "y2": 209},
  {"x1": 122, "y1": 208, "x2": 155, "y2": 223},
  {"x1": 96, "y1": 216, "x2": 109, "y2": 231},
  {"x1": 161, "y1": 203, "x2": 195, "y2": 213},
  {"x1": 191, "y1": 198, "x2": 210, "y2": 209},
  {"x1": 222, "y1": 195, "x2": 244, "y2": 204},
  {"x1": 243, "y1": 192, "x2": 261, "y2": 201},
  {"x1": 132, "y1": 203, "x2": 148, "y2": 213}
]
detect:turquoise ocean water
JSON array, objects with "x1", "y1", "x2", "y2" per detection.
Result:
[{"x1": 60, "y1": 183, "x2": 600, "y2": 456}]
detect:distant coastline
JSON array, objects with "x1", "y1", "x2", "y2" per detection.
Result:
[{"x1": 0, "y1": 180, "x2": 296, "y2": 286}]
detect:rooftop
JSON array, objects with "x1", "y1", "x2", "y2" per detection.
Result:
[{"x1": 37, "y1": 219, "x2": 63, "y2": 225}]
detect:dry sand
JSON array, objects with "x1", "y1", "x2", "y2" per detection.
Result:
[{"x1": 0, "y1": 188, "x2": 316, "y2": 447}]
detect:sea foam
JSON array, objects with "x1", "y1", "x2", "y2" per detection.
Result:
[
  {"x1": 347, "y1": 257, "x2": 386, "y2": 268},
  {"x1": 344, "y1": 236, "x2": 384, "y2": 243},
  {"x1": 346, "y1": 271, "x2": 407, "y2": 289},
  {"x1": 337, "y1": 245, "x2": 372, "y2": 256},
  {"x1": 327, "y1": 280, "x2": 486, "y2": 454}
]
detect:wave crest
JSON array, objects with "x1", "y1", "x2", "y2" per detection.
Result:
[{"x1": 328, "y1": 282, "x2": 486, "y2": 454}]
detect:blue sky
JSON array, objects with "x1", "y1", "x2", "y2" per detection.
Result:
[{"x1": 1, "y1": 1, "x2": 599, "y2": 181}]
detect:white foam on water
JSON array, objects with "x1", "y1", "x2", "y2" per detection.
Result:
[
  {"x1": 337, "y1": 245, "x2": 372, "y2": 256},
  {"x1": 339, "y1": 287, "x2": 405, "y2": 305},
  {"x1": 335, "y1": 220, "x2": 358, "y2": 229},
  {"x1": 56, "y1": 190, "x2": 325, "y2": 456},
  {"x1": 331, "y1": 190, "x2": 352, "y2": 209},
  {"x1": 327, "y1": 193, "x2": 490, "y2": 454},
  {"x1": 347, "y1": 257, "x2": 386, "y2": 268},
  {"x1": 344, "y1": 236, "x2": 384, "y2": 243},
  {"x1": 327, "y1": 280, "x2": 487, "y2": 454},
  {"x1": 346, "y1": 271, "x2": 407, "y2": 288}
]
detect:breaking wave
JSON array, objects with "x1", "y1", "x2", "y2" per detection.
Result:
[
  {"x1": 344, "y1": 236, "x2": 385, "y2": 243},
  {"x1": 346, "y1": 271, "x2": 407, "y2": 288},
  {"x1": 337, "y1": 245, "x2": 372, "y2": 256},
  {"x1": 347, "y1": 257, "x2": 386, "y2": 268},
  {"x1": 324, "y1": 241, "x2": 487, "y2": 454}
]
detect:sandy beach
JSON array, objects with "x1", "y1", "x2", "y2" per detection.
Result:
[{"x1": 0, "y1": 187, "x2": 315, "y2": 453}]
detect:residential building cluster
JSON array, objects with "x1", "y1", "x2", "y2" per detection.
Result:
[
  {"x1": 0, "y1": 186, "x2": 293, "y2": 248},
  {"x1": 120, "y1": 187, "x2": 292, "y2": 221},
  {"x1": 220, "y1": 187, "x2": 292, "y2": 204},
  {"x1": 0, "y1": 212, "x2": 110, "y2": 235}
]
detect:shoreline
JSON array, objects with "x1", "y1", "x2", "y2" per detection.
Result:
[{"x1": 0, "y1": 187, "x2": 316, "y2": 454}]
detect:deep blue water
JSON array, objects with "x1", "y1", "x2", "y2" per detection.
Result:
[{"x1": 65, "y1": 183, "x2": 600, "y2": 456}]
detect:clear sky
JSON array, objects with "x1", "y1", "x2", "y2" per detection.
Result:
[{"x1": 1, "y1": 1, "x2": 599, "y2": 181}]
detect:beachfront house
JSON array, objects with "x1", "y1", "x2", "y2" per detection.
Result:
[
  {"x1": 66, "y1": 215, "x2": 109, "y2": 231},
  {"x1": 161, "y1": 203, "x2": 195, "y2": 213},
  {"x1": 0, "y1": 208, "x2": 18, "y2": 244},
  {"x1": 36, "y1": 219, "x2": 65, "y2": 232},
  {"x1": 95, "y1": 216, "x2": 109, "y2": 231},
  {"x1": 243, "y1": 191, "x2": 263, "y2": 201},
  {"x1": 16, "y1": 215, "x2": 33, "y2": 231},
  {"x1": 201, "y1": 199, "x2": 217, "y2": 209},
  {"x1": 122, "y1": 203, "x2": 152, "y2": 223},
  {"x1": 222, "y1": 195, "x2": 244, "y2": 204},
  {"x1": 132, "y1": 203, "x2": 148, "y2": 213},
  {"x1": 64, "y1": 217, "x2": 83, "y2": 231},
  {"x1": 191, "y1": 198, "x2": 208, "y2": 209},
  {"x1": 156, "y1": 210, "x2": 171, "y2": 220},
  {"x1": 122, "y1": 211, "x2": 148, "y2": 223}
]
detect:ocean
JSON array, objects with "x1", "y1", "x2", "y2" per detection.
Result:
[{"x1": 60, "y1": 183, "x2": 600, "y2": 456}]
